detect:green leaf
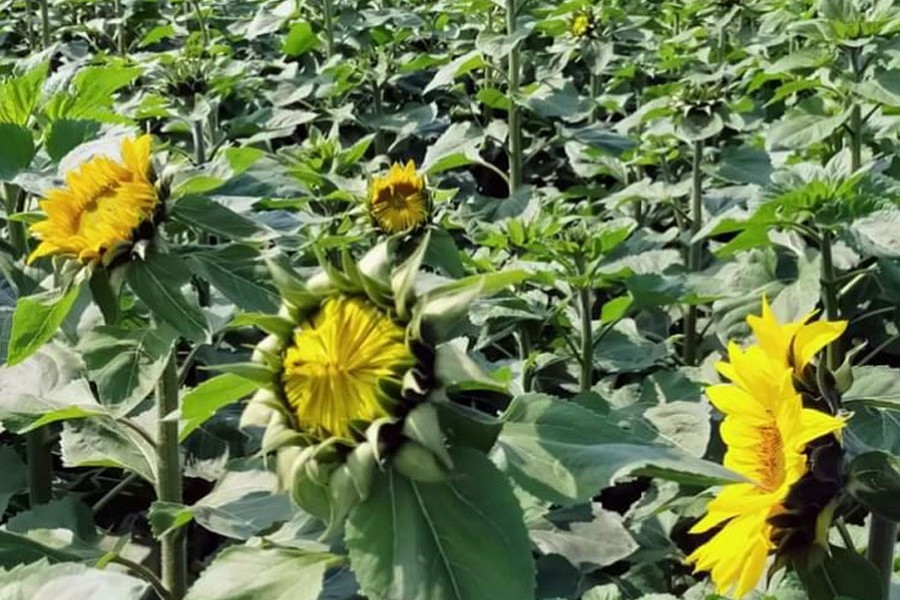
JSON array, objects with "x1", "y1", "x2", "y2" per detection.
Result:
[
  {"x1": 185, "y1": 546, "x2": 341, "y2": 600},
  {"x1": 531, "y1": 509, "x2": 637, "y2": 569},
  {"x1": 78, "y1": 323, "x2": 177, "y2": 410},
  {"x1": 283, "y1": 21, "x2": 319, "y2": 56},
  {"x1": 187, "y1": 245, "x2": 280, "y2": 313},
  {"x1": 593, "y1": 319, "x2": 668, "y2": 373},
  {"x1": 421, "y1": 121, "x2": 483, "y2": 174},
  {"x1": 843, "y1": 365, "x2": 900, "y2": 410},
  {"x1": 0, "y1": 560, "x2": 147, "y2": 599},
  {"x1": 60, "y1": 416, "x2": 158, "y2": 485},
  {"x1": 207, "y1": 362, "x2": 275, "y2": 388},
  {"x1": 794, "y1": 545, "x2": 882, "y2": 600},
  {"x1": 45, "y1": 119, "x2": 102, "y2": 161},
  {"x1": 846, "y1": 451, "x2": 900, "y2": 521},
  {"x1": 7, "y1": 283, "x2": 81, "y2": 366},
  {"x1": 856, "y1": 70, "x2": 900, "y2": 108},
  {"x1": 0, "y1": 63, "x2": 47, "y2": 125},
  {"x1": 492, "y1": 394, "x2": 738, "y2": 506},
  {"x1": 346, "y1": 448, "x2": 535, "y2": 600},
  {"x1": 181, "y1": 374, "x2": 258, "y2": 441},
  {"x1": 0, "y1": 123, "x2": 35, "y2": 180},
  {"x1": 766, "y1": 109, "x2": 850, "y2": 150},
  {"x1": 44, "y1": 66, "x2": 142, "y2": 122},
  {"x1": 171, "y1": 196, "x2": 265, "y2": 241},
  {"x1": 126, "y1": 252, "x2": 210, "y2": 343}
]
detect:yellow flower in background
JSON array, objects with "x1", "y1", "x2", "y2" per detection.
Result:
[
  {"x1": 746, "y1": 296, "x2": 847, "y2": 375},
  {"x1": 28, "y1": 135, "x2": 158, "y2": 264},
  {"x1": 282, "y1": 296, "x2": 412, "y2": 440},
  {"x1": 687, "y1": 303, "x2": 846, "y2": 598},
  {"x1": 368, "y1": 160, "x2": 428, "y2": 233},
  {"x1": 570, "y1": 11, "x2": 594, "y2": 38}
]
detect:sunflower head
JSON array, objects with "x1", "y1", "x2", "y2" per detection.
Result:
[
  {"x1": 240, "y1": 237, "x2": 521, "y2": 528},
  {"x1": 28, "y1": 134, "x2": 159, "y2": 266},
  {"x1": 570, "y1": 10, "x2": 595, "y2": 38},
  {"x1": 368, "y1": 160, "x2": 429, "y2": 234},
  {"x1": 686, "y1": 299, "x2": 848, "y2": 598}
]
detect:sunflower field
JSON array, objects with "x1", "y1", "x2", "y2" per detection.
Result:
[{"x1": 2, "y1": 0, "x2": 900, "y2": 598}]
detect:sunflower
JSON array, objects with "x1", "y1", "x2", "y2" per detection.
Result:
[
  {"x1": 368, "y1": 160, "x2": 429, "y2": 233},
  {"x1": 282, "y1": 296, "x2": 412, "y2": 440},
  {"x1": 570, "y1": 10, "x2": 594, "y2": 38},
  {"x1": 28, "y1": 134, "x2": 158, "y2": 264},
  {"x1": 687, "y1": 304, "x2": 847, "y2": 598},
  {"x1": 746, "y1": 296, "x2": 847, "y2": 376}
]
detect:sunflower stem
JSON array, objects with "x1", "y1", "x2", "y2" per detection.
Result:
[
  {"x1": 191, "y1": 119, "x2": 206, "y2": 165},
  {"x1": 3, "y1": 183, "x2": 26, "y2": 259},
  {"x1": 26, "y1": 428, "x2": 52, "y2": 506},
  {"x1": 683, "y1": 140, "x2": 703, "y2": 366},
  {"x1": 867, "y1": 514, "x2": 897, "y2": 598},
  {"x1": 575, "y1": 253, "x2": 593, "y2": 392},
  {"x1": 820, "y1": 230, "x2": 842, "y2": 372},
  {"x1": 156, "y1": 348, "x2": 187, "y2": 599},
  {"x1": 505, "y1": 0, "x2": 523, "y2": 194},
  {"x1": 588, "y1": 72, "x2": 600, "y2": 124},
  {"x1": 114, "y1": 0, "x2": 126, "y2": 55},
  {"x1": 322, "y1": 0, "x2": 335, "y2": 60},
  {"x1": 24, "y1": 0, "x2": 36, "y2": 49},
  {"x1": 38, "y1": 0, "x2": 50, "y2": 48}
]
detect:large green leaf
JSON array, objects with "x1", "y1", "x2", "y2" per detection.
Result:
[
  {"x1": 0, "y1": 63, "x2": 47, "y2": 125},
  {"x1": 0, "y1": 124, "x2": 35, "y2": 180},
  {"x1": 171, "y1": 196, "x2": 266, "y2": 241},
  {"x1": 794, "y1": 545, "x2": 882, "y2": 600},
  {"x1": 7, "y1": 283, "x2": 82, "y2": 366},
  {"x1": 492, "y1": 395, "x2": 737, "y2": 506},
  {"x1": 78, "y1": 323, "x2": 177, "y2": 410},
  {"x1": 0, "y1": 560, "x2": 147, "y2": 599},
  {"x1": 846, "y1": 451, "x2": 900, "y2": 521},
  {"x1": 186, "y1": 245, "x2": 280, "y2": 313},
  {"x1": 126, "y1": 251, "x2": 210, "y2": 343},
  {"x1": 346, "y1": 448, "x2": 535, "y2": 600},
  {"x1": 185, "y1": 546, "x2": 341, "y2": 600},
  {"x1": 60, "y1": 416, "x2": 158, "y2": 485}
]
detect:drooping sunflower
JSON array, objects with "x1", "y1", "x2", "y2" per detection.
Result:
[
  {"x1": 28, "y1": 134, "x2": 158, "y2": 264},
  {"x1": 687, "y1": 303, "x2": 847, "y2": 598},
  {"x1": 368, "y1": 160, "x2": 429, "y2": 234},
  {"x1": 281, "y1": 296, "x2": 413, "y2": 440}
]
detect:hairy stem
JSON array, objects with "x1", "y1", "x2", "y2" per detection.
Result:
[
  {"x1": 683, "y1": 140, "x2": 703, "y2": 365},
  {"x1": 3, "y1": 184, "x2": 26, "y2": 259},
  {"x1": 156, "y1": 350, "x2": 186, "y2": 599},
  {"x1": 506, "y1": 0, "x2": 522, "y2": 194},
  {"x1": 26, "y1": 428, "x2": 52, "y2": 506},
  {"x1": 39, "y1": 0, "x2": 50, "y2": 48},
  {"x1": 867, "y1": 514, "x2": 897, "y2": 599},
  {"x1": 114, "y1": 0, "x2": 126, "y2": 55},
  {"x1": 820, "y1": 230, "x2": 841, "y2": 371},
  {"x1": 322, "y1": 0, "x2": 334, "y2": 59}
]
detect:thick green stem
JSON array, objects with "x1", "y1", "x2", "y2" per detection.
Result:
[
  {"x1": 191, "y1": 120, "x2": 206, "y2": 165},
  {"x1": 372, "y1": 81, "x2": 386, "y2": 156},
  {"x1": 588, "y1": 72, "x2": 600, "y2": 123},
  {"x1": 683, "y1": 141, "x2": 703, "y2": 366},
  {"x1": 820, "y1": 230, "x2": 841, "y2": 371},
  {"x1": 156, "y1": 350, "x2": 186, "y2": 599},
  {"x1": 579, "y1": 286, "x2": 593, "y2": 392},
  {"x1": 188, "y1": 0, "x2": 209, "y2": 48},
  {"x1": 39, "y1": 0, "x2": 50, "y2": 48},
  {"x1": 26, "y1": 429, "x2": 52, "y2": 506},
  {"x1": 322, "y1": 0, "x2": 334, "y2": 59},
  {"x1": 24, "y1": 0, "x2": 36, "y2": 49},
  {"x1": 114, "y1": 0, "x2": 126, "y2": 54},
  {"x1": 849, "y1": 103, "x2": 862, "y2": 172},
  {"x1": 867, "y1": 514, "x2": 897, "y2": 598},
  {"x1": 4, "y1": 183, "x2": 26, "y2": 259},
  {"x1": 506, "y1": 0, "x2": 522, "y2": 194}
]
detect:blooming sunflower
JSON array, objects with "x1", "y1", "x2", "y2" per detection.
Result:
[
  {"x1": 282, "y1": 296, "x2": 413, "y2": 440},
  {"x1": 28, "y1": 135, "x2": 158, "y2": 264},
  {"x1": 687, "y1": 303, "x2": 847, "y2": 598},
  {"x1": 570, "y1": 10, "x2": 594, "y2": 38},
  {"x1": 368, "y1": 160, "x2": 429, "y2": 234}
]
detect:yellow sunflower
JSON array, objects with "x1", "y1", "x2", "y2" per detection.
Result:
[
  {"x1": 570, "y1": 11, "x2": 593, "y2": 38},
  {"x1": 282, "y1": 296, "x2": 412, "y2": 440},
  {"x1": 687, "y1": 305, "x2": 846, "y2": 598},
  {"x1": 28, "y1": 135, "x2": 158, "y2": 264},
  {"x1": 368, "y1": 160, "x2": 428, "y2": 233},
  {"x1": 746, "y1": 296, "x2": 847, "y2": 375}
]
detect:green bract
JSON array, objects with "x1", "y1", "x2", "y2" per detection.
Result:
[{"x1": 239, "y1": 232, "x2": 526, "y2": 529}]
